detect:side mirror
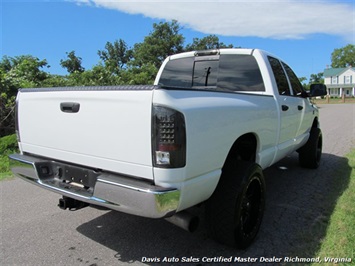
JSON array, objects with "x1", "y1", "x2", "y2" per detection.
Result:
[{"x1": 309, "y1": 84, "x2": 327, "y2": 97}]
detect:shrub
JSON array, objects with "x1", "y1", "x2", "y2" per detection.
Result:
[
  {"x1": 0, "y1": 134, "x2": 18, "y2": 174},
  {"x1": 0, "y1": 134, "x2": 18, "y2": 154}
]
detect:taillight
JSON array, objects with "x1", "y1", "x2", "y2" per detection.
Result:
[{"x1": 152, "y1": 105, "x2": 186, "y2": 168}]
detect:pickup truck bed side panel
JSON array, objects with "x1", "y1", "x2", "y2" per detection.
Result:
[
  {"x1": 18, "y1": 88, "x2": 155, "y2": 180},
  {"x1": 152, "y1": 89, "x2": 279, "y2": 210}
]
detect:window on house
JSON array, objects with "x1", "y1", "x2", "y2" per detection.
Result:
[
  {"x1": 332, "y1": 76, "x2": 338, "y2": 84},
  {"x1": 345, "y1": 76, "x2": 351, "y2": 84}
]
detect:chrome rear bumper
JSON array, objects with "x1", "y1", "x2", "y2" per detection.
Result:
[{"x1": 9, "y1": 153, "x2": 180, "y2": 218}]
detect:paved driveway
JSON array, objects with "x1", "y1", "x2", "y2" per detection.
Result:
[{"x1": 1, "y1": 104, "x2": 354, "y2": 265}]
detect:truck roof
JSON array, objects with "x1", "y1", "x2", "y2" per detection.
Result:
[{"x1": 169, "y1": 48, "x2": 262, "y2": 61}]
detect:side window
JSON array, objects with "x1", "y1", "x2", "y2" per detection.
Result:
[
  {"x1": 268, "y1": 56, "x2": 291, "y2": 96},
  {"x1": 159, "y1": 57, "x2": 194, "y2": 88},
  {"x1": 218, "y1": 54, "x2": 265, "y2": 92},
  {"x1": 282, "y1": 62, "x2": 304, "y2": 96}
]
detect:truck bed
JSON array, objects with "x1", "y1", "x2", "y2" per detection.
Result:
[{"x1": 17, "y1": 86, "x2": 156, "y2": 180}]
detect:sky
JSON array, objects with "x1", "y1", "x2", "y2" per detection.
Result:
[{"x1": 1, "y1": 0, "x2": 354, "y2": 81}]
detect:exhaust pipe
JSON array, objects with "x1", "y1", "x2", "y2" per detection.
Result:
[
  {"x1": 165, "y1": 211, "x2": 199, "y2": 232},
  {"x1": 58, "y1": 196, "x2": 89, "y2": 211}
]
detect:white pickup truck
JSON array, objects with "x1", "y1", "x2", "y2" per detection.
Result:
[{"x1": 10, "y1": 48, "x2": 327, "y2": 248}]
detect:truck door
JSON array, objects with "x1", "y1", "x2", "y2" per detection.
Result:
[
  {"x1": 281, "y1": 62, "x2": 313, "y2": 143},
  {"x1": 268, "y1": 56, "x2": 302, "y2": 158}
]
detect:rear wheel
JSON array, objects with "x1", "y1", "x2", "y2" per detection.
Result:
[
  {"x1": 299, "y1": 127, "x2": 322, "y2": 169},
  {"x1": 206, "y1": 161, "x2": 265, "y2": 249}
]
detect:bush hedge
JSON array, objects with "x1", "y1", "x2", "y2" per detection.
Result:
[{"x1": 0, "y1": 134, "x2": 18, "y2": 175}]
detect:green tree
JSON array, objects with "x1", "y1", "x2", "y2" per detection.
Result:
[
  {"x1": 80, "y1": 64, "x2": 123, "y2": 86},
  {"x1": 299, "y1": 77, "x2": 307, "y2": 84},
  {"x1": 120, "y1": 63, "x2": 157, "y2": 85},
  {"x1": 299, "y1": 76, "x2": 308, "y2": 90},
  {"x1": 185, "y1": 35, "x2": 234, "y2": 51},
  {"x1": 309, "y1": 72, "x2": 324, "y2": 84},
  {"x1": 41, "y1": 74, "x2": 70, "y2": 88},
  {"x1": 331, "y1": 44, "x2": 355, "y2": 68},
  {"x1": 60, "y1": 51, "x2": 85, "y2": 74},
  {"x1": 63, "y1": 63, "x2": 123, "y2": 87},
  {"x1": 132, "y1": 20, "x2": 185, "y2": 69},
  {"x1": 98, "y1": 39, "x2": 132, "y2": 75},
  {"x1": 0, "y1": 55, "x2": 49, "y2": 136},
  {"x1": 3, "y1": 55, "x2": 49, "y2": 87}
]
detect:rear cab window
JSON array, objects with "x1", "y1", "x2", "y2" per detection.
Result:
[{"x1": 158, "y1": 53, "x2": 265, "y2": 93}]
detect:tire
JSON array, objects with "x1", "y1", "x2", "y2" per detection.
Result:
[
  {"x1": 206, "y1": 161, "x2": 266, "y2": 249},
  {"x1": 299, "y1": 127, "x2": 322, "y2": 169}
]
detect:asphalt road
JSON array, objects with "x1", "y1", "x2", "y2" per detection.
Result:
[{"x1": 1, "y1": 104, "x2": 355, "y2": 266}]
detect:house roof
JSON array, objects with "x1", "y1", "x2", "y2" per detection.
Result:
[{"x1": 324, "y1": 67, "x2": 355, "y2": 77}]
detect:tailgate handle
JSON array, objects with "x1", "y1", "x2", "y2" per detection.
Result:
[{"x1": 60, "y1": 102, "x2": 80, "y2": 113}]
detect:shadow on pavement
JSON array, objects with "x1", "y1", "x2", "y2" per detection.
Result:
[{"x1": 77, "y1": 152, "x2": 351, "y2": 265}]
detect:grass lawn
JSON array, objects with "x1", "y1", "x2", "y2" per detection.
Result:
[
  {"x1": 0, "y1": 155, "x2": 15, "y2": 180},
  {"x1": 0, "y1": 172, "x2": 14, "y2": 181},
  {"x1": 0, "y1": 134, "x2": 18, "y2": 181},
  {"x1": 0, "y1": 151, "x2": 24, "y2": 181},
  {"x1": 312, "y1": 149, "x2": 355, "y2": 265}
]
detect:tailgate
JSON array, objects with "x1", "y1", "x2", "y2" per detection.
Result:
[{"x1": 17, "y1": 86, "x2": 155, "y2": 180}]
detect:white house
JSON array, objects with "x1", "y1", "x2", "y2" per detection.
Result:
[{"x1": 324, "y1": 66, "x2": 355, "y2": 97}]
